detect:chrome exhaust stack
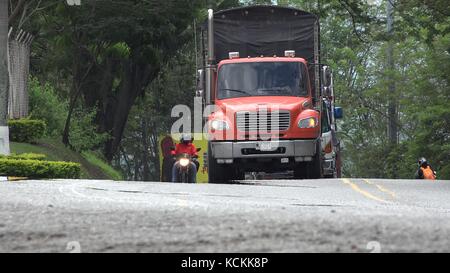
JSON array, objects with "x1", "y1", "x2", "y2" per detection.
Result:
[
  {"x1": 206, "y1": 9, "x2": 215, "y2": 105},
  {"x1": 207, "y1": 9, "x2": 215, "y2": 64}
]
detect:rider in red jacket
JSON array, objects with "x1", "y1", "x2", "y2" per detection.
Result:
[
  {"x1": 171, "y1": 141, "x2": 199, "y2": 158},
  {"x1": 171, "y1": 134, "x2": 199, "y2": 182}
]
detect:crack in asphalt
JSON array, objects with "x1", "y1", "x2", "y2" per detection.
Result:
[
  {"x1": 86, "y1": 187, "x2": 108, "y2": 192},
  {"x1": 291, "y1": 204, "x2": 347, "y2": 208},
  {"x1": 223, "y1": 181, "x2": 318, "y2": 189},
  {"x1": 83, "y1": 186, "x2": 319, "y2": 203}
]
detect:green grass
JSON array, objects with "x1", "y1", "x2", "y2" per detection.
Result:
[
  {"x1": 11, "y1": 139, "x2": 123, "y2": 180},
  {"x1": 82, "y1": 151, "x2": 123, "y2": 181},
  {"x1": 11, "y1": 142, "x2": 60, "y2": 161}
]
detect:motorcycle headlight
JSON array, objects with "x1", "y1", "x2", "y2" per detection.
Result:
[
  {"x1": 210, "y1": 120, "x2": 230, "y2": 131},
  {"x1": 298, "y1": 117, "x2": 318, "y2": 128},
  {"x1": 179, "y1": 158, "x2": 190, "y2": 167}
]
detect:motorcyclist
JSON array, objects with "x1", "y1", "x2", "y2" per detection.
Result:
[
  {"x1": 171, "y1": 134, "x2": 199, "y2": 183},
  {"x1": 415, "y1": 157, "x2": 436, "y2": 180}
]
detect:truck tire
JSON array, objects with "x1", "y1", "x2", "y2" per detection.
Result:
[
  {"x1": 207, "y1": 143, "x2": 229, "y2": 183},
  {"x1": 307, "y1": 140, "x2": 323, "y2": 179},
  {"x1": 233, "y1": 169, "x2": 245, "y2": 181},
  {"x1": 323, "y1": 170, "x2": 337, "y2": 179},
  {"x1": 294, "y1": 163, "x2": 307, "y2": 179}
]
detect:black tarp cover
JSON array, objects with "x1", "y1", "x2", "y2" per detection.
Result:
[{"x1": 213, "y1": 6, "x2": 318, "y2": 64}]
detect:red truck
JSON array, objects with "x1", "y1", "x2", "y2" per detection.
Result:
[{"x1": 197, "y1": 6, "x2": 342, "y2": 182}]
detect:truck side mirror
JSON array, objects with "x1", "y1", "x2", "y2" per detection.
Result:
[
  {"x1": 323, "y1": 86, "x2": 331, "y2": 97},
  {"x1": 196, "y1": 69, "x2": 204, "y2": 97},
  {"x1": 334, "y1": 107, "x2": 343, "y2": 119},
  {"x1": 322, "y1": 66, "x2": 331, "y2": 88}
]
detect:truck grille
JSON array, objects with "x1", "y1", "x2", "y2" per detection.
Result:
[{"x1": 236, "y1": 110, "x2": 291, "y2": 132}]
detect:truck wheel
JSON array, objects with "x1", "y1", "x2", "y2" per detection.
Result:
[
  {"x1": 208, "y1": 156, "x2": 220, "y2": 183},
  {"x1": 233, "y1": 169, "x2": 245, "y2": 181},
  {"x1": 308, "y1": 141, "x2": 323, "y2": 179},
  {"x1": 294, "y1": 163, "x2": 307, "y2": 179},
  {"x1": 208, "y1": 144, "x2": 228, "y2": 183},
  {"x1": 209, "y1": 163, "x2": 231, "y2": 183}
]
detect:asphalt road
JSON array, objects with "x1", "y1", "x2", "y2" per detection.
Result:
[{"x1": 0, "y1": 178, "x2": 449, "y2": 253}]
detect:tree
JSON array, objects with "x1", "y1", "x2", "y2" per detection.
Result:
[
  {"x1": 32, "y1": 0, "x2": 203, "y2": 161},
  {"x1": 386, "y1": 0, "x2": 398, "y2": 178},
  {"x1": 116, "y1": 37, "x2": 198, "y2": 181}
]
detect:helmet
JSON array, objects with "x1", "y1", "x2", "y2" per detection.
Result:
[
  {"x1": 180, "y1": 133, "x2": 193, "y2": 144},
  {"x1": 418, "y1": 157, "x2": 427, "y2": 167}
]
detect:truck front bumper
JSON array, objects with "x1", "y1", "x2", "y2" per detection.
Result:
[{"x1": 210, "y1": 139, "x2": 318, "y2": 160}]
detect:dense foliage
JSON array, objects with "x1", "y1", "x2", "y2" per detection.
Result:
[
  {"x1": 8, "y1": 119, "x2": 46, "y2": 143},
  {"x1": 0, "y1": 153, "x2": 46, "y2": 161},
  {"x1": 28, "y1": 77, "x2": 67, "y2": 137},
  {"x1": 0, "y1": 158, "x2": 81, "y2": 179}
]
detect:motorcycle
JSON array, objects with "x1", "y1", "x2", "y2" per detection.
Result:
[{"x1": 173, "y1": 148, "x2": 201, "y2": 183}]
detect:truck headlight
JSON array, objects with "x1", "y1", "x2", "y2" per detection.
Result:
[
  {"x1": 210, "y1": 120, "x2": 230, "y2": 131},
  {"x1": 298, "y1": 117, "x2": 318, "y2": 128}
]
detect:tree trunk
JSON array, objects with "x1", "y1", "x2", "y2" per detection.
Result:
[
  {"x1": 386, "y1": 0, "x2": 398, "y2": 178},
  {"x1": 8, "y1": 0, "x2": 26, "y2": 26},
  {"x1": 62, "y1": 44, "x2": 93, "y2": 147},
  {"x1": 62, "y1": 85, "x2": 80, "y2": 147},
  {"x1": 103, "y1": 59, "x2": 157, "y2": 161},
  {"x1": 120, "y1": 147, "x2": 133, "y2": 180},
  {"x1": 134, "y1": 151, "x2": 140, "y2": 181},
  {"x1": 62, "y1": 66, "x2": 82, "y2": 147},
  {"x1": 141, "y1": 119, "x2": 150, "y2": 181},
  {"x1": 149, "y1": 126, "x2": 160, "y2": 181}
]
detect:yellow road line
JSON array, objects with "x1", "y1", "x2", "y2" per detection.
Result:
[
  {"x1": 363, "y1": 179, "x2": 397, "y2": 199},
  {"x1": 8, "y1": 177, "x2": 28, "y2": 181},
  {"x1": 342, "y1": 178, "x2": 389, "y2": 203}
]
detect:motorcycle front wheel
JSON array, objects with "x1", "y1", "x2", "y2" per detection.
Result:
[{"x1": 178, "y1": 166, "x2": 190, "y2": 183}]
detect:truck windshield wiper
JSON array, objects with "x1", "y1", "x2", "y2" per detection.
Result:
[
  {"x1": 257, "y1": 87, "x2": 291, "y2": 93},
  {"x1": 220, "y1": 88, "x2": 252, "y2": 96}
]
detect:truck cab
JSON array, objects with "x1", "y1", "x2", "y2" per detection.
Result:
[
  {"x1": 199, "y1": 6, "x2": 341, "y2": 182},
  {"x1": 207, "y1": 54, "x2": 323, "y2": 181}
]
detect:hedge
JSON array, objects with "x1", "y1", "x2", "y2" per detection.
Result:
[
  {"x1": 0, "y1": 159, "x2": 81, "y2": 179},
  {"x1": 8, "y1": 119, "x2": 46, "y2": 143},
  {"x1": 0, "y1": 153, "x2": 46, "y2": 161}
]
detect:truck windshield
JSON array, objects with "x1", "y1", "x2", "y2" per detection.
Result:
[{"x1": 217, "y1": 62, "x2": 308, "y2": 99}]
